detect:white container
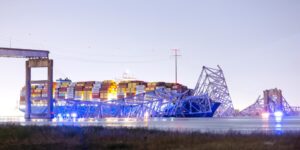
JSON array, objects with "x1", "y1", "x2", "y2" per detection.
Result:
[
  {"x1": 92, "y1": 88, "x2": 100, "y2": 93},
  {"x1": 67, "y1": 88, "x2": 75, "y2": 98},
  {"x1": 67, "y1": 87, "x2": 74, "y2": 91},
  {"x1": 94, "y1": 82, "x2": 102, "y2": 87},
  {"x1": 136, "y1": 91, "x2": 145, "y2": 95},
  {"x1": 95, "y1": 81, "x2": 102, "y2": 84},
  {"x1": 66, "y1": 95, "x2": 74, "y2": 99},
  {"x1": 70, "y1": 82, "x2": 76, "y2": 87},
  {"x1": 136, "y1": 85, "x2": 145, "y2": 95},
  {"x1": 136, "y1": 85, "x2": 145, "y2": 89}
]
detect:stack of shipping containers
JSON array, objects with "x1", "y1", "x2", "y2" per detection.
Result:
[
  {"x1": 31, "y1": 85, "x2": 38, "y2": 99},
  {"x1": 55, "y1": 79, "x2": 71, "y2": 100},
  {"x1": 136, "y1": 85, "x2": 145, "y2": 95},
  {"x1": 145, "y1": 82, "x2": 188, "y2": 93},
  {"x1": 19, "y1": 78, "x2": 190, "y2": 107},
  {"x1": 66, "y1": 82, "x2": 76, "y2": 99},
  {"x1": 126, "y1": 80, "x2": 146, "y2": 97},
  {"x1": 31, "y1": 85, "x2": 42, "y2": 105},
  {"x1": 92, "y1": 82, "x2": 101, "y2": 100},
  {"x1": 75, "y1": 82, "x2": 85, "y2": 100},
  {"x1": 100, "y1": 80, "x2": 117, "y2": 101},
  {"x1": 83, "y1": 81, "x2": 94, "y2": 101},
  {"x1": 108, "y1": 81, "x2": 117, "y2": 100},
  {"x1": 171, "y1": 83, "x2": 188, "y2": 93},
  {"x1": 145, "y1": 82, "x2": 156, "y2": 92},
  {"x1": 164, "y1": 83, "x2": 173, "y2": 92},
  {"x1": 41, "y1": 82, "x2": 57, "y2": 105},
  {"x1": 20, "y1": 82, "x2": 57, "y2": 106},
  {"x1": 117, "y1": 81, "x2": 128, "y2": 99},
  {"x1": 154, "y1": 82, "x2": 167, "y2": 91},
  {"x1": 41, "y1": 84, "x2": 48, "y2": 99}
]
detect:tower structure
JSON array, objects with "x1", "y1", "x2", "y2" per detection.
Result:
[
  {"x1": 171, "y1": 49, "x2": 181, "y2": 84},
  {"x1": 193, "y1": 66, "x2": 235, "y2": 117},
  {"x1": 240, "y1": 88, "x2": 295, "y2": 116}
]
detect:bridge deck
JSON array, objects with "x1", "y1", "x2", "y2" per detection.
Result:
[{"x1": 0, "y1": 47, "x2": 49, "y2": 58}]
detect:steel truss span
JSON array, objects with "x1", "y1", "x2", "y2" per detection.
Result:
[
  {"x1": 53, "y1": 89, "x2": 215, "y2": 119},
  {"x1": 193, "y1": 66, "x2": 235, "y2": 117},
  {"x1": 240, "y1": 95, "x2": 297, "y2": 116},
  {"x1": 239, "y1": 88, "x2": 300, "y2": 116}
]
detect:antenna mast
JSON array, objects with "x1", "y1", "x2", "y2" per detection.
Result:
[{"x1": 171, "y1": 49, "x2": 181, "y2": 83}]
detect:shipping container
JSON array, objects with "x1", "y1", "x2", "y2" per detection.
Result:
[
  {"x1": 117, "y1": 95, "x2": 125, "y2": 99},
  {"x1": 21, "y1": 79, "x2": 189, "y2": 104},
  {"x1": 75, "y1": 91, "x2": 84, "y2": 100},
  {"x1": 75, "y1": 86, "x2": 84, "y2": 91}
]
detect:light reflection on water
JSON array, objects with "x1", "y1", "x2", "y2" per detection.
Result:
[
  {"x1": 0, "y1": 116, "x2": 300, "y2": 133},
  {"x1": 262, "y1": 115, "x2": 284, "y2": 135}
]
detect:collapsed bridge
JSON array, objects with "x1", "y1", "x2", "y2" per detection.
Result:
[
  {"x1": 20, "y1": 65, "x2": 235, "y2": 119},
  {"x1": 240, "y1": 88, "x2": 299, "y2": 116}
]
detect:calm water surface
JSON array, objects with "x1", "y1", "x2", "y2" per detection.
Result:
[{"x1": 1, "y1": 116, "x2": 299, "y2": 133}]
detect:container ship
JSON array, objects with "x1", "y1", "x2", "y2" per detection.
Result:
[{"x1": 19, "y1": 78, "x2": 220, "y2": 118}]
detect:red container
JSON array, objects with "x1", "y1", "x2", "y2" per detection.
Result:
[
  {"x1": 42, "y1": 90, "x2": 48, "y2": 94},
  {"x1": 92, "y1": 95, "x2": 100, "y2": 99},
  {"x1": 32, "y1": 91, "x2": 41, "y2": 95},
  {"x1": 172, "y1": 84, "x2": 183, "y2": 89},
  {"x1": 76, "y1": 82, "x2": 85, "y2": 84},
  {"x1": 119, "y1": 85, "x2": 128, "y2": 88},
  {"x1": 59, "y1": 87, "x2": 68, "y2": 92},
  {"x1": 75, "y1": 83, "x2": 85, "y2": 88},
  {"x1": 92, "y1": 93, "x2": 100, "y2": 96},
  {"x1": 84, "y1": 87, "x2": 92, "y2": 91},
  {"x1": 100, "y1": 88, "x2": 109, "y2": 92},
  {"x1": 75, "y1": 87, "x2": 84, "y2": 91},
  {"x1": 117, "y1": 95, "x2": 125, "y2": 99},
  {"x1": 100, "y1": 91, "x2": 108, "y2": 94},
  {"x1": 118, "y1": 82, "x2": 128, "y2": 87},
  {"x1": 92, "y1": 89, "x2": 100, "y2": 93},
  {"x1": 126, "y1": 93, "x2": 135, "y2": 97},
  {"x1": 85, "y1": 86, "x2": 93, "y2": 89},
  {"x1": 101, "y1": 85, "x2": 110, "y2": 89}
]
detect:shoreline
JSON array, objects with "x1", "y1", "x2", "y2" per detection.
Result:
[{"x1": 0, "y1": 125, "x2": 299, "y2": 149}]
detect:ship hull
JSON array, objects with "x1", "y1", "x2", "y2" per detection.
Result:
[
  {"x1": 173, "y1": 102, "x2": 221, "y2": 117},
  {"x1": 19, "y1": 101, "x2": 220, "y2": 118}
]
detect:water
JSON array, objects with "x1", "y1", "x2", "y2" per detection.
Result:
[{"x1": 0, "y1": 116, "x2": 300, "y2": 133}]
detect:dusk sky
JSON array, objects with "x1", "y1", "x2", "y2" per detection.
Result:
[{"x1": 0, "y1": 0, "x2": 299, "y2": 115}]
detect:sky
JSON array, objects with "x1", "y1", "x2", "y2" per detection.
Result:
[{"x1": 0, "y1": 0, "x2": 299, "y2": 115}]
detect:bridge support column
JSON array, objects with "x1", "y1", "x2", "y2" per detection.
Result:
[
  {"x1": 263, "y1": 89, "x2": 284, "y2": 113},
  {"x1": 47, "y1": 60, "x2": 53, "y2": 120},
  {"x1": 25, "y1": 59, "x2": 53, "y2": 120},
  {"x1": 25, "y1": 61, "x2": 31, "y2": 120}
]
